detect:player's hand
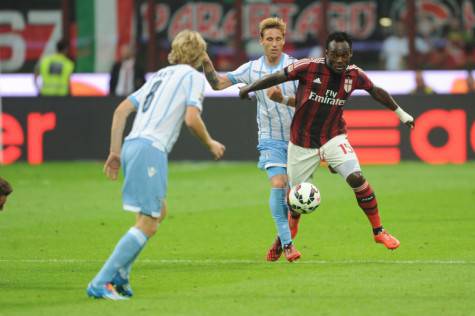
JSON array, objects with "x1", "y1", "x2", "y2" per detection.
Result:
[
  {"x1": 207, "y1": 140, "x2": 225, "y2": 160},
  {"x1": 267, "y1": 86, "x2": 284, "y2": 103},
  {"x1": 239, "y1": 86, "x2": 251, "y2": 100},
  {"x1": 401, "y1": 115, "x2": 414, "y2": 128},
  {"x1": 104, "y1": 152, "x2": 121, "y2": 180},
  {"x1": 395, "y1": 107, "x2": 415, "y2": 129}
]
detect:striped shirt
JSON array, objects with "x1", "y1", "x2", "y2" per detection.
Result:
[
  {"x1": 284, "y1": 58, "x2": 374, "y2": 148},
  {"x1": 126, "y1": 64, "x2": 205, "y2": 153},
  {"x1": 227, "y1": 53, "x2": 297, "y2": 141}
]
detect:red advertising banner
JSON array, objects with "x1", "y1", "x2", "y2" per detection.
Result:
[{"x1": 1, "y1": 95, "x2": 474, "y2": 165}]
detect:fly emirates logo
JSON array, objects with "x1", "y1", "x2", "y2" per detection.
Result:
[{"x1": 308, "y1": 89, "x2": 345, "y2": 106}]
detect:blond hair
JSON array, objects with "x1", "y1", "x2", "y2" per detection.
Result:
[
  {"x1": 259, "y1": 17, "x2": 286, "y2": 38},
  {"x1": 168, "y1": 30, "x2": 207, "y2": 69}
]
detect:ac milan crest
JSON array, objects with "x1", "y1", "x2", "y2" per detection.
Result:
[{"x1": 344, "y1": 78, "x2": 353, "y2": 93}]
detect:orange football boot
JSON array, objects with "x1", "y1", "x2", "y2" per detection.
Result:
[
  {"x1": 266, "y1": 236, "x2": 283, "y2": 261},
  {"x1": 374, "y1": 230, "x2": 400, "y2": 249},
  {"x1": 284, "y1": 243, "x2": 301, "y2": 262}
]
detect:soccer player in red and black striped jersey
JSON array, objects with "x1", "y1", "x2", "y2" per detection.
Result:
[{"x1": 240, "y1": 32, "x2": 415, "y2": 251}]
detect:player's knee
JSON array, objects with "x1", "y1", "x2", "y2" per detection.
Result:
[
  {"x1": 157, "y1": 201, "x2": 167, "y2": 223},
  {"x1": 136, "y1": 213, "x2": 161, "y2": 237},
  {"x1": 346, "y1": 171, "x2": 365, "y2": 188},
  {"x1": 270, "y1": 175, "x2": 288, "y2": 188}
]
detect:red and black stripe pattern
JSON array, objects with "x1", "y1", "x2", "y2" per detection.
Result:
[
  {"x1": 284, "y1": 59, "x2": 374, "y2": 148},
  {"x1": 353, "y1": 181, "x2": 381, "y2": 229}
]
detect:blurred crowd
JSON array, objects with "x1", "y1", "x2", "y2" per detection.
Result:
[
  {"x1": 380, "y1": 17, "x2": 474, "y2": 71},
  {"x1": 209, "y1": 16, "x2": 475, "y2": 73},
  {"x1": 32, "y1": 14, "x2": 475, "y2": 96}
]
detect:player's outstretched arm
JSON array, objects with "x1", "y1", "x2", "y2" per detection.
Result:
[
  {"x1": 239, "y1": 70, "x2": 289, "y2": 100},
  {"x1": 267, "y1": 86, "x2": 296, "y2": 107},
  {"x1": 368, "y1": 85, "x2": 415, "y2": 128},
  {"x1": 185, "y1": 106, "x2": 225, "y2": 160},
  {"x1": 104, "y1": 99, "x2": 137, "y2": 180},
  {"x1": 201, "y1": 53, "x2": 233, "y2": 90}
]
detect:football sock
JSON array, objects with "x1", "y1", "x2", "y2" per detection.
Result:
[
  {"x1": 115, "y1": 243, "x2": 145, "y2": 282},
  {"x1": 353, "y1": 181, "x2": 382, "y2": 230},
  {"x1": 92, "y1": 227, "x2": 148, "y2": 287},
  {"x1": 120, "y1": 225, "x2": 153, "y2": 280},
  {"x1": 270, "y1": 188, "x2": 292, "y2": 246},
  {"x1": 372, "y1": 226, "x2": 384, "y2": 235}
]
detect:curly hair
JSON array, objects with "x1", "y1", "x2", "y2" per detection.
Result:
[
  {"x1": 326, "y1": 31, "x2": 352, "y2": 49},
  {"x1": 259, "y1": 17, "x2": 286, "y2": 38},
  {"x1": 0, "y1": 177, "x2": 12, "y2": 196},
  {"x1": 168, "y1": 30, "x2": 207, "y2": 69}
]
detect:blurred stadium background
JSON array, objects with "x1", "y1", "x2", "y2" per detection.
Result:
[
  {"x1": 0, "y1": 0, "x2": 474, "y2": 164},
  {"x1": 0, "y1": 1, "x2": 474, "y2": 315}
]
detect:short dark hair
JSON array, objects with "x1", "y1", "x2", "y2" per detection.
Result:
[
  {"x1": 326, "y1": 32, "x2": 352, "y2": 49},
  {"x1": 0, "y1": 177, "x2": 12, "y2": 196},
  {"x1": 56, "y1": 39, "x2": 69, "y2": 52}
]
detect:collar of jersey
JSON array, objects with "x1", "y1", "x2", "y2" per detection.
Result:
[{"x1": 262, "y1": 53, "x2": 285, "y2": 72}]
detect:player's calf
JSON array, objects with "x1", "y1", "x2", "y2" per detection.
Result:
[{"x1": 288, "y1": 209, "x2": 301, "y2": 239}]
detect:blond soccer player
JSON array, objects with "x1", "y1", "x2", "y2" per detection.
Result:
[
  {"x1": 202, "y1": 17, "x2": 300, "y2": 262},
  {"x1": 87, "y1": 30, "x2": 225, "y2": 300}
]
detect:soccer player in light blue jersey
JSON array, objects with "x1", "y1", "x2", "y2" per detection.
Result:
[
  {"x1": 202, "y1": 17, "x2": 300, "y2": 262},
  {"x1": 87, "y1": 30, "x2": 225, "y2": 300}
]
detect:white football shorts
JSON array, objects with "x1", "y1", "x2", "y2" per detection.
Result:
[{"x1": 287, "y1": 134, "x2": 361, "y2": 186}]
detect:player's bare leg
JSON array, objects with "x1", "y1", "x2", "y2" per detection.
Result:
[{"x1": 346, "y1": 172, "x2": 400, "y2": 249}]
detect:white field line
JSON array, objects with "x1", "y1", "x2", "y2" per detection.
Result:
[{"x1": 0, "y1": 259, "x2": 473, "y2": 265}]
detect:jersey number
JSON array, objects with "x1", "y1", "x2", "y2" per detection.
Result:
[
  {"x1": 142, "y1": 80, "x2": 162, "y2": 113},
  {"x1": 339, "y1": 143, "x2": 354, "y2": 155}
]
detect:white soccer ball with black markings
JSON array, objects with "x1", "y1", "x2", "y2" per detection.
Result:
[{"x1": 288, "y1": 182, "x2": 321, "y2": 214}]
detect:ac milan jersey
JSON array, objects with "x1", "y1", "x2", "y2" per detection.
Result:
[{"x1": 284, "y1": 57, "x2": 374, "y2": 148}]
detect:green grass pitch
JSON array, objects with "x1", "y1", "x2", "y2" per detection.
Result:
[{"x1": 0, "y1": 161, "x2": 474, "y2": 316}]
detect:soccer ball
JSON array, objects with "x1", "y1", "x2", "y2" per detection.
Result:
[{"x1": 288, "y1": 182, "x2": 321, "y2": 214}]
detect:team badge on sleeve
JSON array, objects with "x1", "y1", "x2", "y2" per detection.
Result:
[{"x1": 344, "y1": 77, "x2": 353, "y2": 93}]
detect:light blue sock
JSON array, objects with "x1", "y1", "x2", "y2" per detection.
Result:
[
  {"x1": 92, "y1": 227, "x2": 148, "y2": 287},
  {"x1": 117, "y1": 241, "x2": 145, "y2": 281},
  {"x1": 270, "y1": 188, "x2": 292, "y2": 246},
  {"x1": 114, "y1": 247, "x2": 143, "y2": 283}
]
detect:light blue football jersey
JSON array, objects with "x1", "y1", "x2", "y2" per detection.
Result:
[
  {"x1": 126, "y1": 64, "x2": 205, "y2": 153},
  {"x1": 227, "y1": 53, "x2": 297, "y2": 141}
]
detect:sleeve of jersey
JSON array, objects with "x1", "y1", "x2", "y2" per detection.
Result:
[
  {"x1": 128, "y1": 81, "x2": 149, "y2": 109},
  {"x1": 284, "y1": 58, "x2": 310, "y2": 81},
  {"x1": 186, "y1": 71, "x2": 205, "y2": 111},
  {"x1": 226, "y1": 61, "x2": 251, "y2": 84},
  {"x1": 355, "y1": 69, "x2": 374, "y2": 91}
]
